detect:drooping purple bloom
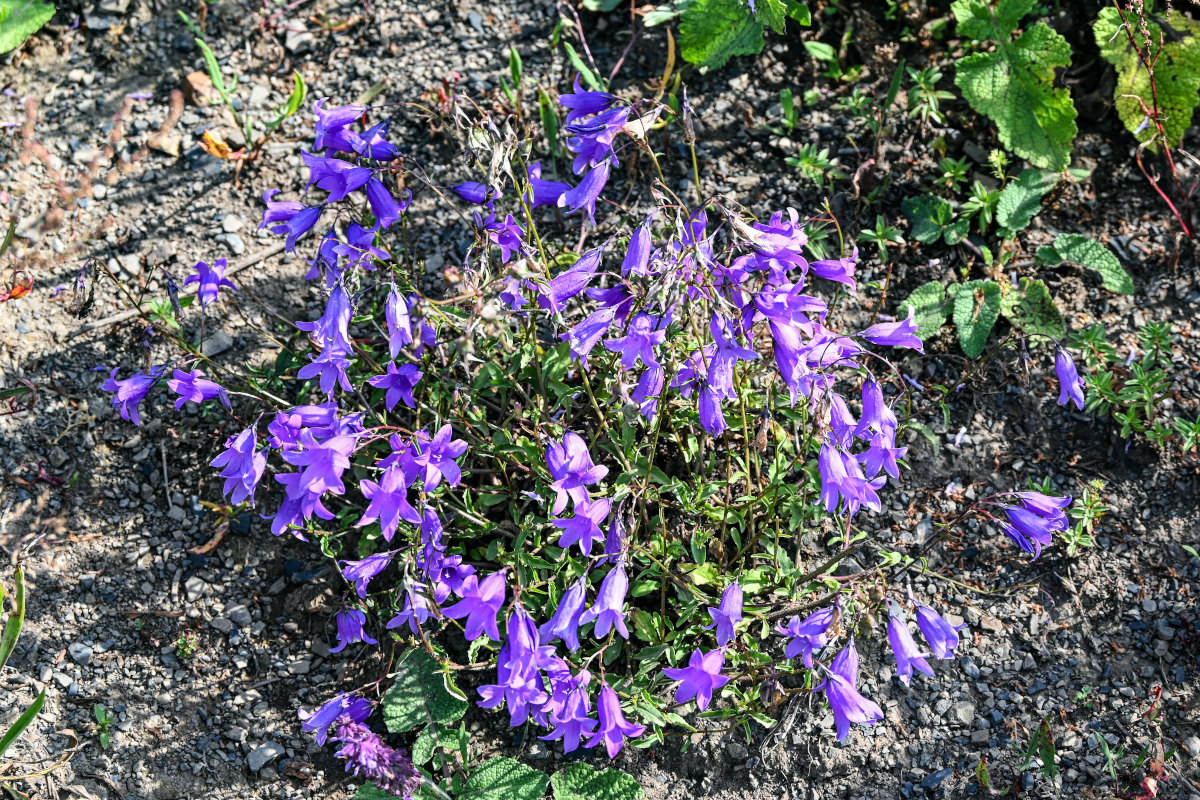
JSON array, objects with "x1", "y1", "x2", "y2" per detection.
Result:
[
  {"x1": 210, "y1": 427, "x2": 267, "y2": 506},
  {"x1": 451, "y1": 181, "x2": 500, "y2": 205},
  {"x1": 559, "y1": 160, "x2": 610, "y2": 223},
  {"x1": 886, "y1": 604, "x2": 935, "y2": 685},
  {"x1": 353, "y1": 120, "x2": 400, "y2": 161},
  {"x1": 861, "y1": 311, "x2": 923, "y2": 352},
  {"x1": 335, "y1": 223, "x2": 391, "y2": 274},
  {"x1": 818, "y1": 444, "x2": 883, "y2": 517},
  {"x1": 818, "y1": 641, "x2": 884, "y2": 741},
  {"x1": 855, "y1": 380, "x2": 898, "y2": 439},
  {"x1": 662, "y1": 648, "x2": 731, "y2": 711},
  {"x1": 340, "y1": 550, "x2": 397, "y2": 599},
  {"x1": 605, "y1": 312, "x2": 667, "y2": 370},
  {"x1": 387, "y1": 587, "x2": 433, "y2": 635},
  {"x1": 364, "y1": 178, "x2": 407, "y2": 230},
  {"x1": 915, "y1": 604, "x2": 965, "y2": 660},
  {"x1": 442, "y1": 571, "x2": 507, "y2": 641},
  {"x1": 312, "y1": 98, "x2": 364, "y2": 153},
  {"x1": 810, "y1": 246, "x2": 858, "y2": 291},
  {"x1": 298, "y1": 692, "x2": 371, "y2": 746},
  {"x1": 183, "y1": 258, "x2": 236, "y2": 306},
  {"x1": 559, "y1": 77, "x2": 620, "y2": 125},
  {"x1": 553, "y1": 497, "x2": 612, "y2": 554},
  {"x1": 778, "y1": 606, "x2": 834, "y2": 668},
  {"x1": 486, "y1": 213, "x2": 525, "y2": 263},
  {"x1": 1055, "y1": 347, "x2": 1085, "y2": 410},
  {"x1": 268, "y1": 203, "x2": 322, "y2": 252},
  {"x1": 540, "y1": 580, "x2": 588, "y2": 652},
  {"x1": 357, "y1": 465, "x2": 421, "y2": 541},
  {"x1": 330, "y1": 607, "x2": 378, "y2": 653},
  {"x1": 703, "y1": 582, "x2": 743, "y2": 647},
  {"x1": 280, "y1": 430, "x2": 358, "y2": 497},
  {"x1": 526, "y1": 162, "x2": 571, "y2": 208},
  {"x1": 562, "y1": 306, "x2": 617, "y2": 367},
  {"x1": 302, "y1": 152, "x2": 372, "y2": 203},
  {"x1": 545, "y1": 431, "x2": 609, "y2": 514},
  {"x1": 579, "y1": 562, "x2": 629, "y2": 639},
  {"x1": 385, "y1": 288, "x2": 413, "y2": 358},
  {"x1": 101, "y1": 366, "x2": 161, "y2": 426},
  {"x1": 1000, "y1": 505, "x2": 1059, "y2": 557},
  {"x1": 368, "y1": 362, "x2": 423, "y2": 411},
  {"x1": 585, "y1": 683, "x2": 645, "y2": 757},
  {"x1": 621, "y1": 216, "x2": 654, "y2": 276},
  {"x1": 631, "y1": 365, "x2": 664, "y2": 420},
  {"x1": 539, "y1": 246, "x2": 603, "y2": 313},
  {"x1": 260, "y1": 189, "x2": 305, "y2": 229},
  {"x1": 542, "y1": 675, "x2": 597, "y2": 753},
  {"x1": 476, "y1": 611, "x2": 552, "y2": 726},
  {"x1": 167, "y1": 368, "x2": 230, "y2": 410}
]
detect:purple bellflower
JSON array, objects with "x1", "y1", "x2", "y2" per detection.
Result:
[
  {"x1": 210, "y1": 426, "x2": 266, "y2": 506},
  {"x1": 586, "y1": 683, "x2": 645, "y2": 757},
  {"x1": 401, "y1": 424, "x2": 468, "y2": 491},
  {"x1": 184, "y1": 258, "x2": 236, "y2": 306},
  {"x1": 605, "y1": 312, "x2": 667, "y2": 371},
  {"x1": 101, "y1": 366, "x2": 161, "y2": 426},
  {"x1": 818, "y1": 641, "x2": 884, "y2": 741},
  {"x1": 545, "y1": 431, "x2": 608, "y2": 514},
  {"x1": 368, "y1": 362, "x2": 423, "y2": 411},
  {"x1": 357, "y1": 465, "x2": 421, "y2": 541},
  {"x1": 385, "y1": 288, "x2": 413, "y2": 357},
  {"x1": 312, "y1": 99, "x2": 364, "y2": 153},
  {"x1": 539, "y1": 246, "x2": 604, "y2": 314},
  {"x1": 810, "y1": 247, "x2": 858, "y2": 291},
  {"x1": 703, "y1": 582, "x2": 743, "y2": 646},
  {"x1": 330, "y1": 607, "x2": 378, "y2": 652},
  {"x1": 662, "y1": 648, "x2": 731, "y2": 711},
  {"x1": 167, "y1": 368, "x2": 230, "y2": 410},
  {"x1": 542, "y1": 675, "x2": 597, "y2": 753},
  {"x1": 778, "y1": 606, "x2": 834, "y2": 668},
  {"x1": 540, "y1": 580, "x2": 588, "y2": 652},
  {"x1": 887, "y1": 603, "x2": 935, "y2": 685},
  {"x1": 915, "y1": 604, "x2": 965, "y2": 660},
  {"x1": 630, "y1": 365, "x2": 665, "y2": 420},
  {"x1": 340, "y1": 550, "x2": 397, "y2": 599},
  {"x1": 364, "y1": 178, "x2": 407, "y2": 230},
  {"x1": 553, "y1": 497, "x2": 612, "y2": 554},
  {"x1": 451, "y1": 181, "x2": 500, "y2": 205},
  {"x1": 302, "y1": 152, "x2": 372, "y2": 203},
  {"x1": 562, "y1": 306, "x2": 618, "y2": 367},
  {"x1": 861, "y1": 311, "x2": 924, "y2": 352},
  {"x1": 579, "y1": 562, "x2": 629, "y2": 639},
  {"x1": 299, "y1": 692, "x2": 371, "y2": 746},
  {"x1": 559, "y1": 160, "x2": 610, "y2": 223},
  {"x1": 442, "y1": 571, "x2": 507, "y2": 641},
  {"x1": 1055, "y1": 347, "x2": 1085, "y2": 410}
]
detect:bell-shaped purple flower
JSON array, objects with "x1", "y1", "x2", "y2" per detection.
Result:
[
  {"x1": 210, "y1": 426, "x2": 266, "y2": 506},
  {"x1": 442, "y1": 571, "x2": 507, "y2": 642},
  {"x1": 585, "y1": 683, "x2": 645, "y2": 757},
  {"x1": 168, "y1": 368, "x2": 230, "y2": 410},
  {"x1": 364, "y1": 178, "x2": 407, "y2": 230},
  {"x1": 580, "y1": 562, "x2": 629, "y2": 640},
  {"x1": 886, "y1": 604, "x2": 935, "y2": 685},
  {"x1": 540, "y1": 580, "x2": 588, "y2": 652},
  {"x1": 330, "y1": 607, "x2": 378, "y2": 653},
  {"x1": 818, "y1": 641, "x2": 884, "y2": 741},
  {"x1": 357, "y1": 465, "x2": 421, "y2": 541},
  {"x1": 605, "y1": 312, "x2": 667, "y2": 371},
  {"x1": 101, "y1": 366, "x2": 161, "y2": 426},
  {"x1": 663, "y1": 648, "x2": 730, "y2": 711},
  {"x1": 340, "y1": 550, "x2": 397, "y2": 599},
  {"x1": 559, "y1": 160, "x2": 610, "y2": 223},
  {"x1": 184, "y1": 258, "x2": 237, "y2": 306},
  {"x1": 298, "y1": 691, "x2": 371, "y2": 745},
  {"x1": 915, "y1": 604, "x2": 965, "y2": 660},
  {"x1": 553, "y1": 497, "x2": 612, "y2": 555},
  {"x1": 778, "y1": 606, "x2": 834, "y2": 668},
  {"x1": 703, "y1": 582, "x2": 743, "y2": 646},
  {"x1": 1055, "y1": 347, "x2": 1085, "y2": 410},
  {"x1": 368, "y1": 362, "x2": 423, "y2": 411},
  {"x1": 861, "y1": 311, "x2": 923, "y2": 352},
  {"x1": 545, "y1": 431, "x2": 608, "y2": 515}
]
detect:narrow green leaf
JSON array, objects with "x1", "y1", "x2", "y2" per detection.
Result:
[
  {"x1": 562, "y1": 42, "x2": 601, "y2": 91},
  {"x1": 1051, "y1": 234, "x2": 1134, "y2": 294},
  {"x1": 194, "y1": 38, "x2": 228, "y2": 98},
  {"x1": 953, "y1": 279, "x2": 1002, "y2": 359},
  {"x1": 0, "y1": 217, "x2": 16, "y2": 258},
  {"x1": 884, "y1": 57, "x2": 906, "y2": 111},
  {"x1": 177, "y1": 9, "x2": 203, "y2": 37},
  {"x1": 0, "y1": 567, "x2": 25, "y2": 669},
  {"x1": 0, "y1": 687, "x2": 44, "y2": 759},
  {"x1": 509, "y1": 46, "x2": 523, "y2": 87}
]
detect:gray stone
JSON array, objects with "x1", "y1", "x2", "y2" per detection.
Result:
[
  {"x1": 227, "y1": 604, "x2": 252, "y2": 627},
  {"x1": 221, "y1": 215, "x2": 246, "y2": 233},
  {"x1": 201, "y1": 330, "x2": 234, "y2": 357},
  {"x1": 216, "y1": 232, "x2": 246, "y2": 256},
  {"x1": 1184, "y1": 736, "x2": 1200, "y2": 757},
  {"x1": 287, "y1": 659, "x2": 311, "y2": 675},
  {"x1": 226, "y1": 725, "x2": 248, "y2": 743},
  {"x1": 949, "y1": 701, "x2": 976, "y2": 726},
  {"x1": 284, "y1": 25, "x2": 314, "y2": 53},
  {"x1": 248, "y1": 84, "x2": 270, "y2": 107},
  {"x1": 167, "y1": 505, "x2": 186, "y2": 522},
  {"x1": 184, "y1": 576, "x2": 207, "y2": 602},
  {"x1": 68, "y1": 642, "x2": 93, "y2": 666},
  {"x1": 211, "y1": 617, "x2": 233, "y2": 634},
  {"x1": 246, "y1": 742, "x2": 284, "y2": 772}
]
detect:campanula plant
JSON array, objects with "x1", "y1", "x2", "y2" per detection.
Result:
[{"x1": 92, "y1": 70, "x2": 1093, "y2": 799}]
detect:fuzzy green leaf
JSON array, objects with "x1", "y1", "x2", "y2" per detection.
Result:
[
  {"x1": 382, "y1": 650, "x2": 468, "y2": 734},
  {"x1": 999, "y1": 277, "x2": 1065, "y2": 345},
  {"x1": 901, "y1": 194, "x2": 954, "y2": 244},
  {"x1": 996, "y1": 168, "x2": 1058, "y2": 233},
  {"x1": 465, "y1": 757, "x2": 549, "y2": 800},
  {"x1": 582, "y1": 0, "x2": 623, "y2": 11},
  {"x1": 552, "y1": 764, "x2": 645, "y2": 800},
  {"x1": 953, "y1": 279, "x2": 1002, "y2": 358},
  {"x1": 0, "y1": 0, "x2": 54, "y2": 54},
  {"x1": 901, "y1": 281, "x2": 952, "y2": 340},
  {"x1": 1095, "y1": 4, "x2": 1200, "y2": 147},
  {"x1": 1051, "y1": 234, "x2": 1134, "y2": 294},
  {"x1": 952, "y1": 0, "x2": 1076, "y2": 170},
  {"x1": 679, "y1": 0, "x2": 786, "y2": 70}
]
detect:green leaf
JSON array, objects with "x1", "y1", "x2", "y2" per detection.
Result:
[
  {"x1": 465, "y1": 757, "x2": 549, "y2": 800},
  {"x1": 266, "y1": 71, "x2": 308, "y2": 133},
  {"x1": 582, "y1": 0, "x2": 624, "y2": 9},
  {"x1": 901, "y1": 280, "x2": 952, "y2": 341},
  {"x1": 786, "y1": 1, "x2": 811, "y2": 25},
  {"x1": 1095, "y1": 3, "x2": 1200, "y2": 147},
  {"x1": 953, "y1": 279, "x2": 1002, "y2": 358},
  {"x1": 0, "y1": 567, "x2": 25, "y2": 670},
  {"x1": 679, "y1": 0, "x2": 787, "y2": 71},
  {"x1": 996, "y1": 168, "x2": 1058, "y2": 233},
  {"x1": 0, "y1": 0, "x2": 54, "y2": 54},
  {"x1": 562, "y1": 42, "x2": 601, "y2": 90},
  {"x1": 194, "y1": 38, "x2": 230, "y2": 98},
  {"x1": 382, "y1": 650, "x2": 468, "y2": 734},
  {"x1": 509, "y1": 46, "x2": 523, "y2": 86},
  {"x1": 900, "y1": 194, "x2": 954, "y2": 244},
  {"x1": 0, "y1": 687, "x2": 44, "y2": 759},
  {"x1": 538, "y1": 88, "x2": 560, "y2": 159},
  {"x1": 354, "y1": 784, "x2": 400, "y2": 800},
  {"x1": 803, "y1": 41, "x2": 836, "y2": 62},
  {"x1": 999, "y1": 277, "x2": 1065, "y2": 344},
  {"x1": 943, "y1": 217, "x2": 970, "y2": 245},
  {"x1": 552, "y1": 763, "x2": 645, "y2": 800},
  {"x1": 1051, "y1": 234, "x2": 1134, "y2": 294},
  {"x1": 952, "y1": 0, "x2": 1076, "y2": 170}
]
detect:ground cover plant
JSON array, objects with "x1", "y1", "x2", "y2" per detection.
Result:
[
  {"x1": 85, "y1": 51, "x2": 1127, "y2": 800},
  {"x1": 3, "y1": 0, "x2": 1200, "y2": 798}
]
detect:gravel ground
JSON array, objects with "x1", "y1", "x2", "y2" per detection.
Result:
[{"x1": 1, "y1": 1, "x2": 1198, "y2": 799}]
